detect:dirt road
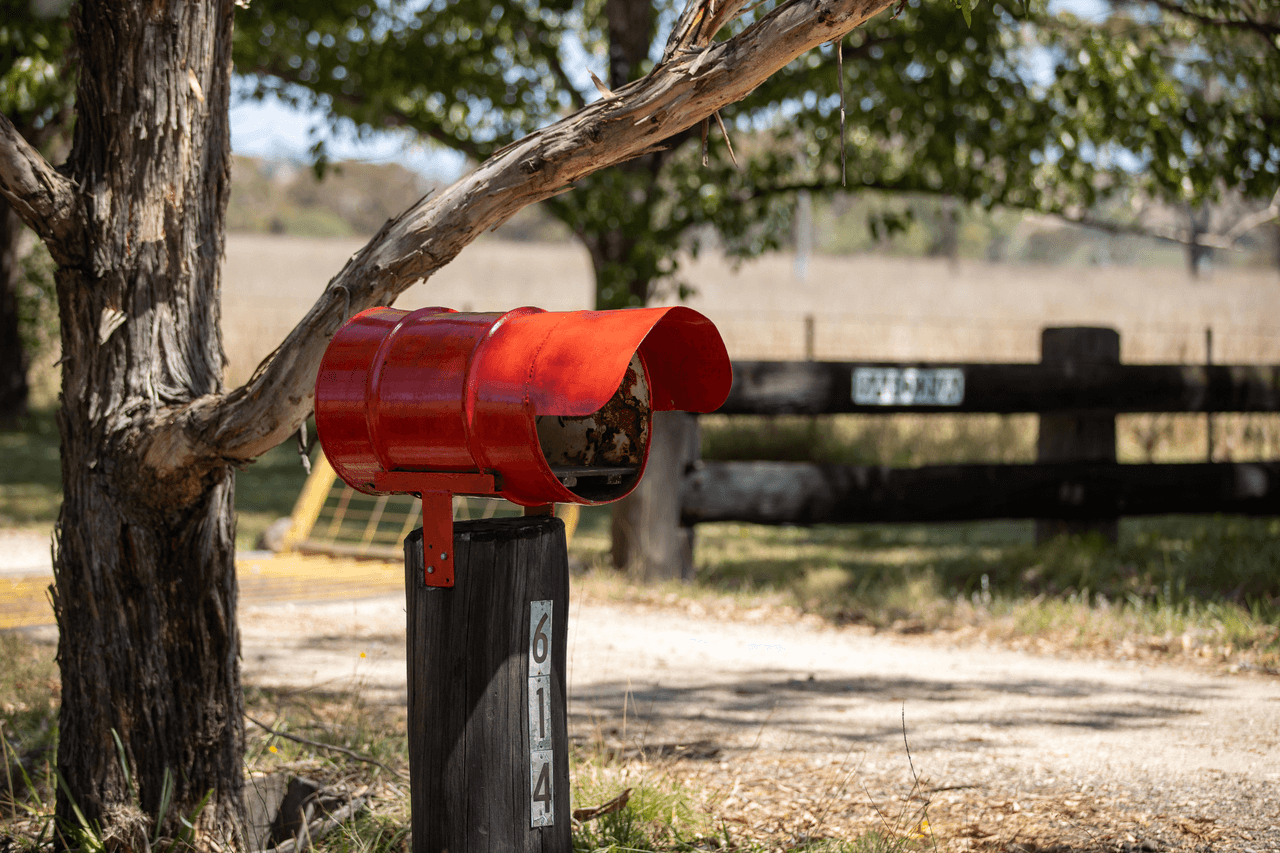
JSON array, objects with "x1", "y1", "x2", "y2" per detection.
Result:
[
  {"x1": 238, "y1": 590, "x2": 1280, "y2": 851},
  {"x1": 6, "y1": 528, "x2": 1276, "y2": 849}
]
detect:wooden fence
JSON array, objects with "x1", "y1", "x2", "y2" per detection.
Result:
[{"x1": 628, "y1": 327, "x2": 1280, "y2": 578}]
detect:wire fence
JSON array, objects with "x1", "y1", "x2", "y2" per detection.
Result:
[{"x1": 698, "y1": 310, "x2": 1280, "y2": 363}]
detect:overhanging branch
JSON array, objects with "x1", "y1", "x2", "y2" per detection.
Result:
[
  {"x1": 1053, "y1": 199, "x2": 1280, "y2": 252},
  {"x1": 749, "y1": 178, "x2": 1280, "y2": 253},
  {"x1": 1140, "y1": 0, "x2": 1280, "y2": 45},
  {"x1": 178, "y1": 0, "x2": 899, "y2": 466},
  {"x1": 0, "y1": 111, "x2": 82, "y2": 260}
]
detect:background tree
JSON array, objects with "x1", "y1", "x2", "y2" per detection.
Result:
[
  {"x1": 236, "y1": 0, "x2": 1280, "y2": 289},
  {"x1": 0, "y1": 0, "x2": 74, "y2": 421},
  {"x1": 1036, "y1": 0, "x2": 1280, "y2": 273},
  {"x1": 233, "y1": 0, "x2": 1279, "y2": 575},
  {"x1": 0, "y1": 0, "x2": 905, "y2": 843},
  {"x1": 234, "y1": 0, "x2": 1097, "y2": 307}
]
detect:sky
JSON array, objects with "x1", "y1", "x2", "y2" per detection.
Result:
[
  {"x1": 229, "y1": 95, "x2": 468, "y2": 182},
  {"x1": 228, "y1": 0, "x2": 1111, "y2": 183}
]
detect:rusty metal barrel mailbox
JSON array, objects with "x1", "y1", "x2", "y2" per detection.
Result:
[{"x1": 314, "y1": 304, "x2": 731, "y2": 586}]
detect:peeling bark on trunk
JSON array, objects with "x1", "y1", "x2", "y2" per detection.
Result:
[
  {"x1": 0, "y1": 198, "x2": 28, "y2": 420},
  {"x1": 49, "y1": 0, "x2": 244, "y2": 845}
]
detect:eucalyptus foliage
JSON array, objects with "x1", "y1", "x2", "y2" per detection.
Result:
[
  {"x1": 234, "y1": 0, "x2": 1276, "y2": 306},
  {"x1": 0, "y1": 0, "x2": 75, "y2": 413},
  {"x1": 0, "y1": 0, "x2": 74, "y2": 130},
  {"x1": 1045, "y1": 1, "x2": 1279, "y2": 207}
]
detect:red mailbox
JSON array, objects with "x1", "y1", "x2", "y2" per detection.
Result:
[{"x1": 314, "y1": 305, "x2": 731, "y2": 586}]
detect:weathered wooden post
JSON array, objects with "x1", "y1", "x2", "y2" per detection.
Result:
[
  {"x1": 1205, "y1": 326, "x2": 1215, "y2": 461},
  {"x1": 404, "y1": 518, "x2": 570, "y2": 852},
  {"x1": 1036, "y1": 326, "x2": 1120, "y2": 544},
  {"x1": 610, "y1": 411, "x2": 700, "y2": 581},
  {"x1": 312, "y1": 305, "x2": 731, "y2": 853}
]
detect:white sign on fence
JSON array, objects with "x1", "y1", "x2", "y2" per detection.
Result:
[{"x1": 853, "y1": 367, "x2": 965, "y2": 407}]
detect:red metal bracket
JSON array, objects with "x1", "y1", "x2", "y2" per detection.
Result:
[
  {"x1": 373, "y1": 471, "x2": 498, "y2": 588},
  {"x1": 418, "y1": 491, "x2": 455, "y2": 588}
]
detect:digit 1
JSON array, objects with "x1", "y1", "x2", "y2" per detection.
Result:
[{"x1": 537, "y1": 686, "x2": 546, "y2": 739}]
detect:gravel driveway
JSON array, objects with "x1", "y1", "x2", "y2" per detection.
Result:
[
  {"x1": 7, "y1": 527, "x2": 1276, "y2": 850},
  {"x1": 238, "y1": 591, "x2": 1280, "y2": 851}
]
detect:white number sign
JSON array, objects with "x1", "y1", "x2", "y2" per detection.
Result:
[
  {"x1": 853, "y1": 367, "x2": 965, "y2": 407},
  {"x1": 528, "y1": 601, "x2": 554, "y2": 827}
]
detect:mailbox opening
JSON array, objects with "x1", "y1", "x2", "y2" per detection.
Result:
[{"x1": 535, "y1": 352, "x2": 651, "y2": 502}]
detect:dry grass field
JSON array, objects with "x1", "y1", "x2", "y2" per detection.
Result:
[
  {"x1": 223, "y1": 234, "x2": 1280, "y2": 463},
  {"x1": 223, "y1": 234, "x2": 1280, "y2": 385}
]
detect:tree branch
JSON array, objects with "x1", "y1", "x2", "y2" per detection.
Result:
[
  {"x1": 1138, "y1": 0, "x2": 1280, "y2": 44},
  {"x1": 0, "y1": 111, "x2": 81, "y2": 259},
  {"x1": 746, "y1": 178, "x2": 1280, "y2": 254},
  {"x1": 1033, "y1": 199, "x2": 1280, "y2": 252},
  {"x1": 171, "y1": 0, "x2": 899, "y2": 467},
  {"x1": 739, "y1": 175, "x2": 930, "y2": 201},
  {"x1": 175, "y1": 0, "x2": 899, "y2": 466},
  {"x1": 1223, "y1": 188, "x2": 1280, "y2": 243}
]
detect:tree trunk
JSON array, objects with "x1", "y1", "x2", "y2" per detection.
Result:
[
  {"x1": 0, "y1": 197, "x2": 29, "y2": 421},
  {"x1": 50, "y1": 0, "x2": 245, "y2": 846},
  {"x1": 583, "y1": 226, "x2": 651, "y2": 307},
  {"x1": 1185, "y1": 205, "x2": 1213, "y2": 277},
  {"x1": 1271, "y1": 220, "x2": 1280, "y2": 273},
  {"x1": 581, "y1": 0, "x2": 660, "y2": 309},
  {"x1": 610, "y1": 412, "x2": 699, "y2": 581}
]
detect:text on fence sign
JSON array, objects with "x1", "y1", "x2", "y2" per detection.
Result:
[{"x1": 853, "y1": 367, "x2": 965, "y2": 407}]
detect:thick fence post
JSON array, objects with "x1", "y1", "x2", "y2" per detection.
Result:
[
  {"x1": 610, "y1": 411, "x2": 700, "y2": 581},
  {"x1": 1036, "y1": 327, "x2": 1120, "y2": 544},
  {"x1": 404, "y1": 516, "x2": 571, "y2": 853}
]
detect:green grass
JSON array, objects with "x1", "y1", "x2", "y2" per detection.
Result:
[
  {"x1": 13, "y1": 409, "x2": 1273, "y2": 850},
  {"x1": 572, "y1": 504, "x2": 1280, "y2": 671},
  {"x1": 8, "y1": 405, "x2": 1280, "y2": 670},
  {"x1": 232, "y1": 425, "x2": 316, "y2": 550},
  {"x1": 0, "y1": 408, "x2": 311, "y2": 548},
  {"x1": 0, "y1": 409, "x2": 61, "y2": 528},
  {"x1": 572, "y1": 775, "x2": 708, "y2": 852},
  {"x1": 702, "y1": 411, "x2": 1280, "y2": 467},
  {"x1": 685, "y1": 515, "x2": 1280, "y2": 614},
  {"x1": 676, "y1": 517, "x2": 1280, "y2": 670},
  {"x1": 700, "y1": 413, "x2": 1036, "y2": 467},
  {"x1": 0, "y1": 633, "x2": 59, "y2": 822}
]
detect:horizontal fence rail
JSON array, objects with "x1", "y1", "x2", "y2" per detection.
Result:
[
  {"x1": 718, "y1": 361, "x2": 1280, "y2": 416},
  {"x1": 624, "y1": 328, "x2": 1280, "y2": 577},
  {"x1": 681, "y1": 461, "x2": 1280, "y2": 526}
]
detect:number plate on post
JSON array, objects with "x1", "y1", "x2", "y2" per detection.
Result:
[{"x1": 528, "y1": 600, "x2": 554, "y2": 827}]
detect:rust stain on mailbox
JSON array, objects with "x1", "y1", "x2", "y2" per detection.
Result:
[
  {"x1": 314, "y1": 306, "x2": 730, "y2": 586},
  {"x1": 536, "y1": 354, "x2": 650, "y2": 489}
]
